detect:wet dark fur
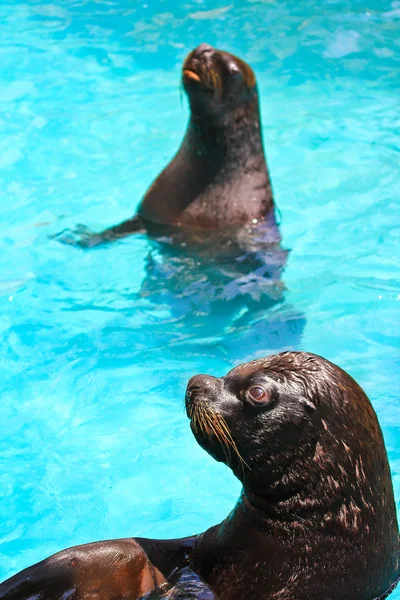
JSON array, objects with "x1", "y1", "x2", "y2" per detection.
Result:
[{"x1": 1, "y1": 352, "x2": 398, "y2": 600}]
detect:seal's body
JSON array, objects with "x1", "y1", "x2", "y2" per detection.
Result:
[{"x1": 1, "y1": 353, "x2": 398, "y2": 600}]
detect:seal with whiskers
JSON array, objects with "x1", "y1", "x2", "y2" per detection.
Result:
[{"x1": 183, "y1": 352, "x2": 400, "y2": 599}]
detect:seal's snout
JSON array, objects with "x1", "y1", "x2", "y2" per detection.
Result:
[
  {"x1": 186, "y1": 374, "x2": 215, "y2": 397},
  {"x1": 185, "y1": 374, "x2": 216, "y2": 413},
  {"x1": 192, "y1": 43, "x2": 214, "y2": 59},
  {"x1": 182, "y1": 44, "x2": 215, "y2": 86}
]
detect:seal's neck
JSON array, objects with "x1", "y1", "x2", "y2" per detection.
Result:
[
  {"x1": 241, "y1": 464, "x2": 354, "y2": 525},
  {"x1": 185, "y1": 98, "x2": 267, "y2": 173},
  {"x1": 242, "y1": 487, "x2": 311, "y2": 522},
  {"x1": 139, "y1": 94, "x2": 273, "y2": 228}
]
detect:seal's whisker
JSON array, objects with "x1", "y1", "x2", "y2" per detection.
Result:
[
  {"x1": 199, "y1": 405, "x2": 212, "y2": 440},
  {"x1": 200, "y1": 406, "x2": 216, "y2": 447},
  {"x1": 208, "y1": 419, "x2": 231, "y2": 465},
  {"x1": 212, "y1": 410, "x2": 251, "y2": 474},
  {"x1": 208, "y1": 409, "x2": 236, "y2": 467},
  {"x1": 211, "y1": 419, "x2": 232, "y2": 464},
  {"x1": 203, "y1": 410, "x2": 229, "y2": 460},
  {"x1": 203, "y1": 406, "x2": 231, "y2": 465},
  {"x1": 191, "y1": 405, "x2": 199, "y2": 434},
  {"x1": 202, "y1": 407, "x2": 216, "y2": 444},
  {"x1": 208, "y1": 411, "x2": 235, "y2": 465},
  {"x1": 198, "y1": 406, "x2": 207, "y2": 436},
  {"x1": 209, "y1": 70, "x2": 222, "y2": 100}
]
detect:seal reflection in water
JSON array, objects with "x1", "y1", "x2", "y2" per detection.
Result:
[{"x1": 1, "y1": 352, "x2": 399, "y2": 600}]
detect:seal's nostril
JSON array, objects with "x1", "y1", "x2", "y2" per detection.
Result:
[
  {"x1": 187, "y1": 374, "x2": 214, "y2": 393},
  {"x1": 193, "y1": 43, "x2": 213, "y2": 59},
  {"x1": 186, "y1": 374, "x2": 216, "y2": 413}
]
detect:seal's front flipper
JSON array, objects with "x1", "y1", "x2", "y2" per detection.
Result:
[
  {"x1": 50, "y1": 223, "x2": 102, "y2": 248},
  {"x1": 51, "y1": 215, "x2": 146, "y2": 248},
  {"x1": 0, "y1": 539, "x2": 165, "y2": 600}
]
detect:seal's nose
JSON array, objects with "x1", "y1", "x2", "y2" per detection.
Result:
[
  {"x1": 187, "y1": 374, "x2": 214, "y2": 392},
  {"x1": 185, "y1": 374, "x2": 216, "y2": 411},
  {"x1": 192, "y1": 43, "x2": 213, "y2": 59}
]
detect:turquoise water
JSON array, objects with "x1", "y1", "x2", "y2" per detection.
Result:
[{"x1": 0, "y1": 0, "x2": 399, "y2": 589}]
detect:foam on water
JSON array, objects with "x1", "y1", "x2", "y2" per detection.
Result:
[{"x1": 0, "y1": 0, "x2": 399, "y2": 591}]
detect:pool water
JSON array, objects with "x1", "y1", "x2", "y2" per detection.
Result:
[{"x1": 0, "y1": 0, "x2": 399, "y2": 589}]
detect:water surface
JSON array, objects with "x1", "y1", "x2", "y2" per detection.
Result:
[{"x1": 0, "y1": 0, "x2": 399, "y2": 589}]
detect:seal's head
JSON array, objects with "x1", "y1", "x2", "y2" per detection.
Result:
[
  {"x1": 182, "y1": 43, "x2": 257, "y2": 117},
  {"x1": 185, "y1": 352, "x2": 397, "y2": 531}
]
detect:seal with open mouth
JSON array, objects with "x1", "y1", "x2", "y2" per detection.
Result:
[
  {"x1": 1, "y1": 352, "x2": 399, "y2": 600},
  {"x1": 56, "y1": 43, "x2": 274, "y2": 247}
]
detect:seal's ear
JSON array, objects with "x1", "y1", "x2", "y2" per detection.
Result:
[
  {"x1": 227, "y1": 61, "x2": 240, "y2": 76},
  {"x1": 301, "y1": 397, "x2": 317, "y2": 412}
]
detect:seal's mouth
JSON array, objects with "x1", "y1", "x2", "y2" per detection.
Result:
[
  {"x1": 182, "y1": 60, "x2": 221, "y2": 96},
  {"x1": 182, "y1": 69, "x2": 201, "y2": 83}
]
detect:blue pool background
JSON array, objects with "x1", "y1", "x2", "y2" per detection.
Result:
[{"x1": 0, "y1": 0, "x2": 399, "y2": 587}]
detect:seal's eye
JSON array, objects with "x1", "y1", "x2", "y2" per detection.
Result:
[{"x1": 247, "y1": 386, "x2": 269, "y2": 403}]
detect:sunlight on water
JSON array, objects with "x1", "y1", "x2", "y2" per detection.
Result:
[{"x1": 0, "y1": 0, "x2": 399, "y2": 592}]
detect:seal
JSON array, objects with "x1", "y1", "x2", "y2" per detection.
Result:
[
  {"x1": 56, "y1": 43, "x2": 274, "y2": 247},
  {"x1": 184, "y1": 351, "x2": 400, "y2": 599},
  {"x1": 1, "y1": 352, "x2": 398, "y2": 600}
]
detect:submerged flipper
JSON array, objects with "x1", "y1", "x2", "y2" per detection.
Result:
[{"x1": 51, "y1": 215, "x2": 146, "y2": 248}]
